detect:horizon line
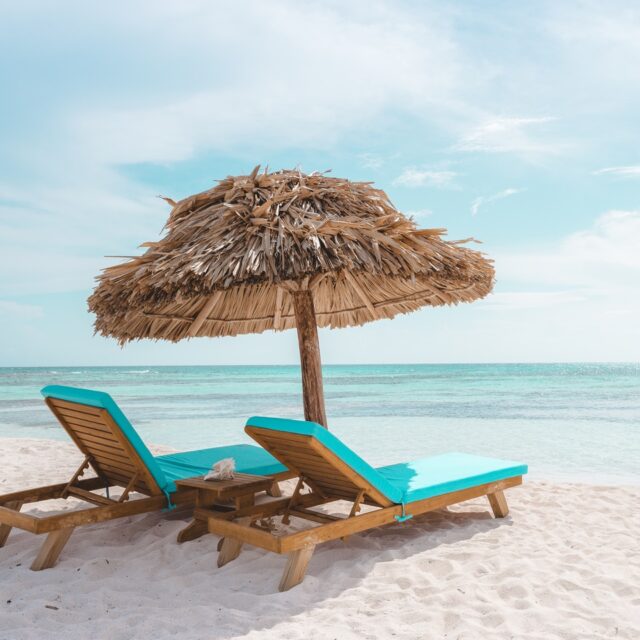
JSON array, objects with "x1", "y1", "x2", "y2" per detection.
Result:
[{"x1": 2, "y1": 361, "x2": 638, "y2": 369}]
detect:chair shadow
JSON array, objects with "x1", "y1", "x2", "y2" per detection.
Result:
[
  {"x1": 204, "y1": 501, "x2": 512, "y2": 639},
  {"x1": 3, "y1": 480, "x2": 513, "y2": 638}
]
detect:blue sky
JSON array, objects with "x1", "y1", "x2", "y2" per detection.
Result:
[{"x1": 1, "y1": 1, "x2": 639, "y2": 365}]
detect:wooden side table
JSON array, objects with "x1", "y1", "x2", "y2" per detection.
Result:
[{"x1": 175, "y1": 474, "x2": 274, "y2": 544}]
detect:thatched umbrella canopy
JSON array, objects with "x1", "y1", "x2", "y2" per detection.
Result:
[{"x1": 89, "y1": 167, "x2": 494, "y2": 427}]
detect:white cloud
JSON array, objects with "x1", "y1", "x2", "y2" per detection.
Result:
[
  {"x1": 393, "y1": 169, "x2": 458, "y2": 188},
  {"x1": 481, "y1": 291, "x2": 587, "y2": 311},
  {"x1": 0, "y1": 300, "x2": 43, "y2": 319},
  {"x1": 477, "y1": 210, "x2": 640, "y2": 360},
  {"x1": 0, "y1": 181, "x2": 164, "y2": 295},
  {"x1": 471, "y1": 188, "x2": 522, "y2": 216},
  {"x1": 358, "y1": 153, "x2": 384, "y2": 170},
  {"x1": 406, "y1": 209, "x2": 433, "y2": 221},
  {"x1": 496, "y1": 209, "x2": 640, "y2": 292},
  {"x1": 592, "y1": 165, "x2": 640, "y2": 178},
  {"x1": 546, "y1": 4, "x2": 640, "y2": 91},
  {"x1": 563, "y1": 209, "x2": 640, "y2": 270},
  {"x1": 71, "y1": 3, "x2": 466, "y2": 166},
  {"x1": 456, "y1": 117, "x2": 561, "y2": 156}
]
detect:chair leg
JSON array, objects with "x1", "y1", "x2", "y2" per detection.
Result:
[
  {"x1": 487, "y1": 490, "x2": 509, "y2": 518},
  {"x1": 0, "y1": 500, "x2": 23, "y2": 547},
  {"x1": 267, "y1": 481, "x2": 282, "y2": 498},
  {"x1": 279, "y1": 545, "x2": 315, "y2": 592},
  {"x1": 217, "y1": 517, "x2": 251, "y2": 567},
  {"x1": 217, "y1": 536, "x2": 244, "y2": 567},
  {"x1": 177, "y1": 519, "x2": 209, "y2": 544},
  {"x1": 30, "y1": 528, "x2": 74, "y2": 571}
]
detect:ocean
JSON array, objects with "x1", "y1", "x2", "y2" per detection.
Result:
[{"x1": 1, "y1": 363, "x2": 638, "y2": 485}]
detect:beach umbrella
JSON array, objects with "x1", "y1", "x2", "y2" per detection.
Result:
[{"x1": 88, "y1": 167, "x2": 494, "y2": 428}]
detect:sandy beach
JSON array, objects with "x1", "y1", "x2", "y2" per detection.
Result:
[{"x1": 1, "y1": 438, "x2": 638, "y2": 640}]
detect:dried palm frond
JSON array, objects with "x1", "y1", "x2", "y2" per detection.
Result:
[{"x1": 89, "y1": 167, "x2": 494, "y2": 343}]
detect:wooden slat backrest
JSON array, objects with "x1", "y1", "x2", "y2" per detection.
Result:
[
  {"x1": 45, "y1": 397, "x2": 162, "y2": 496},
  {"x1": 246, "y1": 427, "x2": 393, "y2": 507}
]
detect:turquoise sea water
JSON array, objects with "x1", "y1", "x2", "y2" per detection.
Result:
[{"x1": 0, "y1": 364, "x2": 638, "y2": 485}]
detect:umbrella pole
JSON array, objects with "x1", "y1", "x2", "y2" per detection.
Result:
[{"x1": 292, "y1": 289, "x2": 328, "y2": 428}]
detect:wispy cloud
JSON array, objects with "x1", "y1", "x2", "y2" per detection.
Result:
[
  {"x1": 0, "y1": 300, "x2": 44, "y2": 319},
  {"x1": 471, "y1": 188, "x2": 523, "y2": 216},
  {"x1": 481, "y1": 291, "x2": 587, "y2": 310},
  {"x1": 592, "y1": 165, "x2": 640, "y2": 178},
  {"x1": 0, "y1": 182, "x2": 162, "y2": 295},
  {"x1": 456, "y1": 117, "x2": 560, "y2": 156},
  {"x1": 482, "y1": 209, "x2": 640, "y2": 355},
  {"x1": 496, "y1": 210, "x2": 640, "y2": 289},
  {"x1": 358, "y1": 153, "x2": 384, "y2": 170},
  {"x1": 393, "y1": 168, "x2": 458, "y2": 188},
  {"x1": 405, "y1": 209, "x2": 433, "y2": 221},
  {"x1": 70, "y1": 3, "x2": 466, "y2": 166}
]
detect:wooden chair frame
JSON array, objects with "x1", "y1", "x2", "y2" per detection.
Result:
[
  {"x1": 206, "y1": 426, "x2": 523, "y2": 591},
  {"x1": 0, "y1": 397, "x2": 289, "y2": 570},
  {"x1": 0, "y1": 476, "x2": 198, "y2": 570}
]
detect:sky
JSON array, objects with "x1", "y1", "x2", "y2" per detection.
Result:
[{"x1": 0, "y1": 0, "x2": 639, "y2": 366}]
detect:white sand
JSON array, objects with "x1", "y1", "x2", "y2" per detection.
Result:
[{"x1": 0, "y1": 438, "x2": 638, "y2": 640}]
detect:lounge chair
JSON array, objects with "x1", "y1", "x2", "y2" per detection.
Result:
[
  {"x1": 0, "y1": 386, "x2": 290, "y2": 570},
  {"x1": 207, "y1": 416, "x2": 528, "y2": 591}
]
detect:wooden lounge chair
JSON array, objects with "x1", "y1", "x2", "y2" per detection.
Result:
[
  {"x1": 0, "y1": 386, "x2": 290, "y2": 570},
  {"x1": 207, "y1": 416, "x2": 528, "y2": 591}
]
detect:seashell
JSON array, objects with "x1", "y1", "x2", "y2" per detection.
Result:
[{"x1": 204, "y1": 457, "x2": 235, "y2": 481}]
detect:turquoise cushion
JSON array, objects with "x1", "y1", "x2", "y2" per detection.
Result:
[
  {"x1": 246, "y1": 416, "x2": 404, "y2": 503},
  {"x1": 41, "y1": 385, "x2": 171, "y2": 494},
  {"x1": 155, "y1": 445, "x2": 287, "y2": 485},
  {"x1": 246, "y1": 416, "x2": 527, "y2": 505},
  {"x1": 376, "y1": 452, "x2": 528, "y2": 503}
]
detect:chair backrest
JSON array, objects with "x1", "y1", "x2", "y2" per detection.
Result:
[
  {"x1": 41, "y1": 385, "x2": 168, "y2": 496},
  {"x1": 245, "y1": 416, "x2": 403, "y2": 507}
]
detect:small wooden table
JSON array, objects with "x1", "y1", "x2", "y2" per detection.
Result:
[{"x1": 175, "y1": 474, "x2": 274, "y2": 544}]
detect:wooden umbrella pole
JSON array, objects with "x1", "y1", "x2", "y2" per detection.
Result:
[{"x1": 292, "y1": 289, "x2": 328, "y2": 428}]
